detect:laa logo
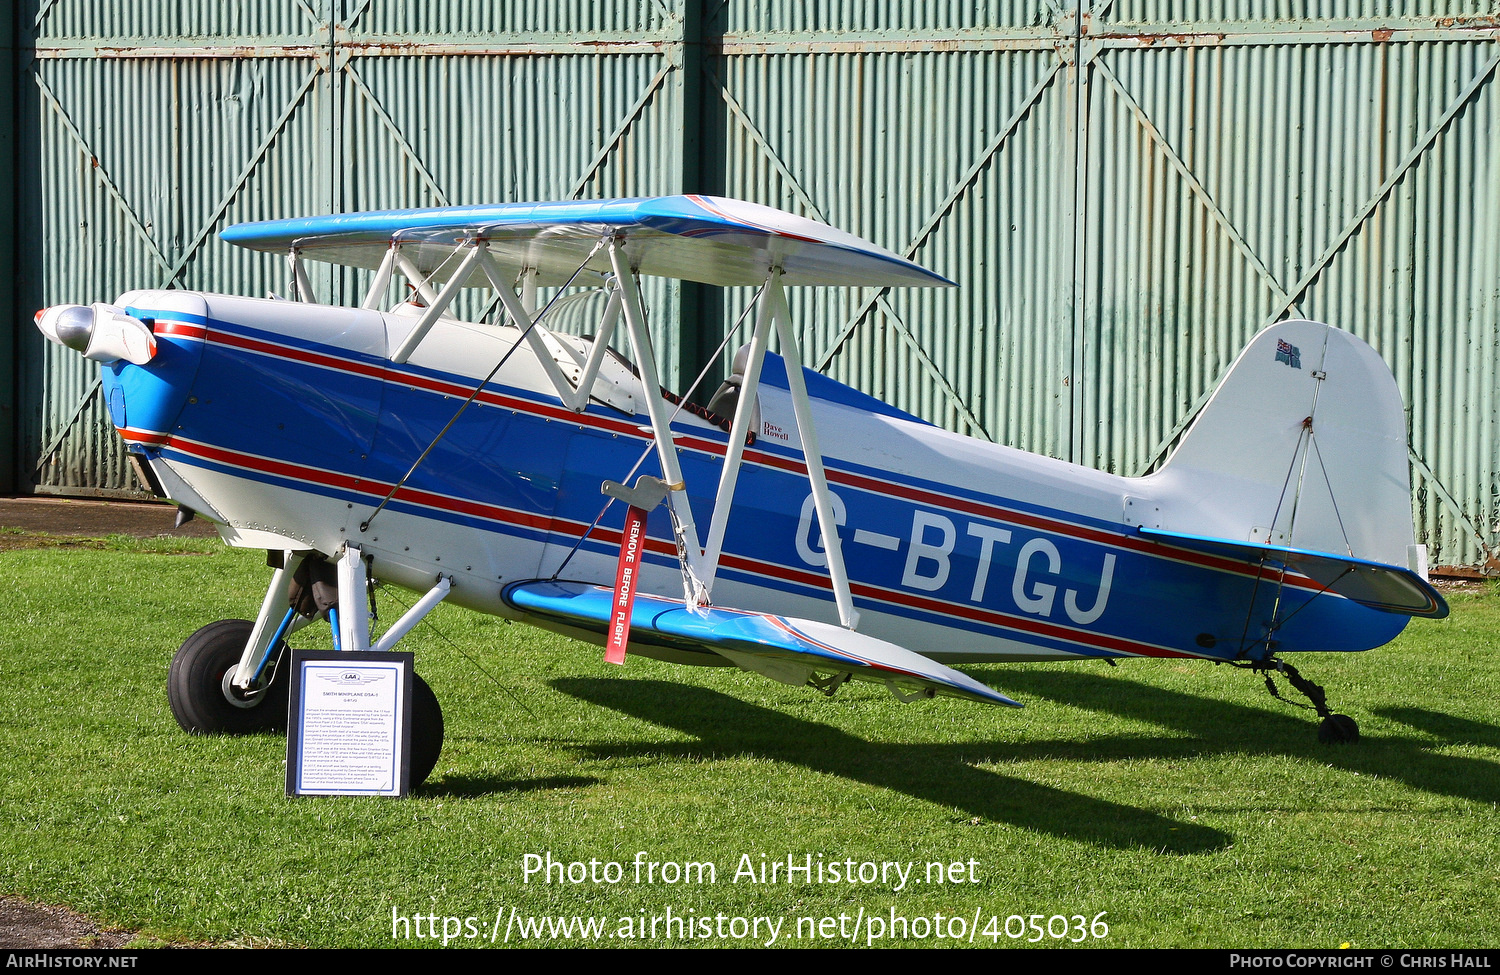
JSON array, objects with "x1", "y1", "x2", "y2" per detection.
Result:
[{"x1": 1275, "y1": 338, "x2": 1301, "y2": 369}]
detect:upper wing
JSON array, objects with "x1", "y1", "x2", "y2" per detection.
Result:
[
  {"x1": 220, "y1": 195, "x2": 955, "y2": 289},
  {"x1": 503, "y1": 580, "x2": 1020, "y2": 707}
]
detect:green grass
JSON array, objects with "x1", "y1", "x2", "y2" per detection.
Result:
[{"x1": 2, "y1": 535, "x2": 1497, "y2": 947}]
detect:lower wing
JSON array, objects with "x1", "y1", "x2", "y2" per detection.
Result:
[{"x1": 503, "y1": 580, "x2": 1020, "y2": 707}]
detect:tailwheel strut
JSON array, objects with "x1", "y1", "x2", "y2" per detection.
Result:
[{"x1": 1246, "y1": 658, "x2": 1359, "y2": 743}]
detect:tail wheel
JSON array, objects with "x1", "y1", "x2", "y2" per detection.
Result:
[
  {"x1": 1318, "y1": 713, "x2": 1360, "y2": 743},
  {"x1": 168, "y1": 619, "x2": 289, "y2": 735}
]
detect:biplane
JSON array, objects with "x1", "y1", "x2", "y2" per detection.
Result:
[{"x1": 35, "y1": 195, "x2": 1446, "y2": 784}]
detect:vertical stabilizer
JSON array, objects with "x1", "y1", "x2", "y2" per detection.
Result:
[{"x1": 1149, "y1": 321, "x2": 1416, "y2": 570}]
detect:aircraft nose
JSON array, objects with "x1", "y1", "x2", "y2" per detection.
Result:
[
  {"x1": 36, "y1": 304, "x2": 94, "y2": 353},
  {"x1": 35, "y1": 303, "x2": 157, "y2": 364}
]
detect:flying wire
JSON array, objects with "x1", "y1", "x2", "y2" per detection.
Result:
[
  {"x1": 1257, "y1": 564, "x2": 1357, "y2": 632},
  {"x1": 1308, "y1": 432, "x2": 1356, "y2": 557},
  {"x1": 360, "y1": 240, "x2": 606, "y2": 532},
  {"x1": 1233, "y1": 426, "x2": 1312, "y2": 658},
  {"x1": 375, "y1": 582, "x2": 538, "y2": 719},
  {"x1": 547, "y1": 281, "x2": 766, "y2": 582}
]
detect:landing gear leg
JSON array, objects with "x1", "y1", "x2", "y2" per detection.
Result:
[
  {"x1": 170, "y1": 551, "x2": 316, "y2": 735},
  {"x1": 170, "y1": 546, "x2": 452, "y2": 784},
  {"x1": 1254, "y1": 658, "x2": 1360, "y2": 743},
  {"x1": 333, "y1": 545, "x2": 447, "y2": 787}
]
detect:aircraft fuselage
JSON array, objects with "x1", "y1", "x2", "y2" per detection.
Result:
[{"x1": 105, "y1": 290, "x2": 1406, "y2": 666}]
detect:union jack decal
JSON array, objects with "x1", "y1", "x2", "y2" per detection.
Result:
[{"x1": 1275, "y1": 338, "x2": 1301, "y2": 369}]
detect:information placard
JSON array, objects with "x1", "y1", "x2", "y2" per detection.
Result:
[{"x1": 286, "y1": 650, "x2": 413, "y2": 797}]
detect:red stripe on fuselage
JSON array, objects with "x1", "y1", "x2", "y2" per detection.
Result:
[
  {"x1": 717, "y1": 550, "x2": 1193, "y2": 659},
  {"x1": 119, "y1": 427, "x2": 171, "y2": 446},
  {"x1": 153, "y1": 321, "x2": 208, "y2": 340},
  {"x1": 162, "y1": 434, "x2": 1192, "y2": 659},
  {"x1": 169, "y1": 436, "x2": 591, "y2": 541},
  {"x1": 171, "y1": 318, "x2": 1325, "y2": 597}
]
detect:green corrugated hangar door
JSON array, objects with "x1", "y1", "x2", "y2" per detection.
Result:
[{"x1": 11, "y1": 1, "x2": 1498, "y2": 571}]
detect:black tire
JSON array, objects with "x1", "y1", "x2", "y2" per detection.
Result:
[
  {"x1": 409, "y1": 673, "x2": 443, "y2": 788},
  {"x1": 1318, "y1": 713, "x2": 1360, "y2": 744},
  {"x1": 168, "y1": 619, "x2": 289, "y2": 735}
]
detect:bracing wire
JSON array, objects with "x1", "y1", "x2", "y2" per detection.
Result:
[
  {"x1": 360, "y1": 240, "x2": 605, "y2": 532},
  {"x1": 375, "y1": 582, "x2": 538, "y2": 719},
  {"x1": 547, "y1": 280, "x2": 768, "y2": 581}
]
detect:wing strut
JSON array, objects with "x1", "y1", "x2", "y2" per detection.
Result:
[
  {"x1": 698, "y1": 270, "x2": 859, "y2": 629},
  {"x1": 607, "y1": 240, "x2": 712, "y2": 607},
  {"x1": 287, "y1": 248, "x2": 317, "y2": 302},
  {"x1": 346, "y1": 226, "x2": 871, "y2": 631},
  {"x1": 390, "y1": 245, "x2": 485, "y2": 363},
  {"x1": 699, "y1": 273, "x2": 777, "y2": 584},
  {"x1": 359, "y1": 241, "x2": 606, "y2": 533},
  {"x1": 393, "y1": 250, "x2": 442, "y2": 305},
  {"x1": 474, "y1": 245, "x2": 614, "y2": 413},
  {"x1": 361, "y1": 243, "x2": 397, "y2": 309},
  {"x1": 379, "y1": 239, "x2": 628, "y2": 414},
  {"x1": 768, "y1": 278, "x2": 859, "y2": 630}
]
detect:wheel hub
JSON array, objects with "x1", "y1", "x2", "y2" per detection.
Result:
[{"x1": 221, "y1": 668, "x2": 269, "y2": 709}]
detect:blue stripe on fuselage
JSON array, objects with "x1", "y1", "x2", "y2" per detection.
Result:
[{"x1": 138, "y1": 308, "x2": 1406, "y2": 660}]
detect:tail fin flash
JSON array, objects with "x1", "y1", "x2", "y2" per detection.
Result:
[{"x1": 1148, "y1": 321, "x2": 1445, "y2": 618}]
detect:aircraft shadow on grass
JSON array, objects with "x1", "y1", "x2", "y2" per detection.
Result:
[
  {"x1": 1372, "y1": 707, "x2": 1500, "y2": 749},
  {"x1": 547, "y1": 677, "x2": 1231, "y2": 855},
  {"x1": 423, "y1": 773, "x2": 602, "y2": 799},
  {"x1": 995, "y1": 669, "x2": 1500, "y2": 807}
]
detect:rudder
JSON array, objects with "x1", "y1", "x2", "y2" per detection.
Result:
[{"x1": 1148, "y1": 320, "x2": 1418, "y2": 571}]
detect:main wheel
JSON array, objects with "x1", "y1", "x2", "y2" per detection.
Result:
[
  {"x1": 409, "y1": 673, "x2": 443, "y2": 788},
  {"x1": 168, "y1": 619, "x2": 289, "y2": 735}
]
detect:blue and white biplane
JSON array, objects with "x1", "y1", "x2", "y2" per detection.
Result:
[{"x1": 36, "y1": 195, "x2": 1446, "y2": 784}]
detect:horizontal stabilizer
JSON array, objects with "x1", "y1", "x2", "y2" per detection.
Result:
[
  {"x1": 503, "y1": 581, "x2": 1020, "y2": 707},
  {"x1": 1138, "y1": 528, "x2": 1448, "y2": 619}
]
